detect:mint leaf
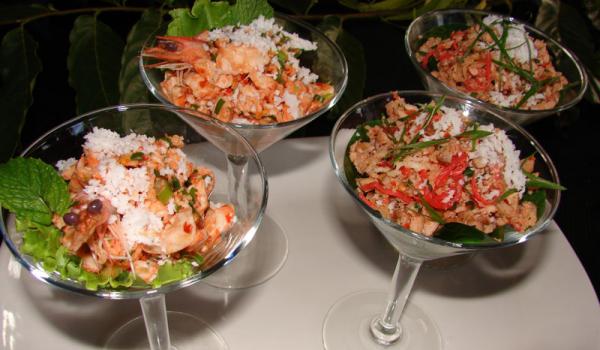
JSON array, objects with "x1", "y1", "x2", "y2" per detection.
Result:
[
  {"x1": 0, "y1": 157, "x2": 71, "y2": 225},
  {"x1": 166, "y1": 0, "x2": 273, "y2": 36}
]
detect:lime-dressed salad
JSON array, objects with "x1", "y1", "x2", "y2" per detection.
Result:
[
  {"x1": 345, "y1": 93, "x2": 564, "y2": 243},
  {"x1": 143, "y1": 0, "x2": 334, "y2": 124},
  {"x1": 416, "y1": 15, "x2": 569, "y2": 110},
  {"x1": 0, "y1": 128, "x2": 235, "y2": 289}
]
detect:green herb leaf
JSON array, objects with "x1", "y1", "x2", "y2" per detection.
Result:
[
  {"x1": 436, "y1": 222, "x2": 499, "y2": 244},
  {"x1": 214, "y1": 98, "x2": 225, "y2": 114},
  {"x1": 457, "y1": 129, "x2": 493, "y2": 140},
  {"x1": 0, "y1": 27, "x2": 42, "y2": 163},
  {"x1": 0, "y1": 158, "x2": 71, "y2": 225},
  {"x1": 497, "y1": 188, "x2": 518, "y2": 202},
  {"x1": 130, "y1": 152, "x2": 145, "y2": 160},
  {"x1": 68, "y1": 15, "x2": 124, "y2": 114},
  {"x1": 463, "y1": 167, "x2": 474, "y2": 177},
  {"x1": 166, "y1": 0, "x2": 273, "y2": 36},
  {"x1": 277, "y1": 50, "x2": 287, "y2": 67},
  {"x1": 418, "y1": 194, "x2": 446, "y2": 224},
  {"x1": 399, "y1": 138, "x2": 449, "y2": 150},
  {"x1": 426, "y1": 55, "x2": 438, "y2": 71},
  {"x1": 522, "y1": 189, "x2": 547, "y2": 220},
  {"x1": 524, "y1": 171, "x2": 566, "y2": 190},
  {"x1": 157, "y1": 182, "x2": 173, "y2": 205}
]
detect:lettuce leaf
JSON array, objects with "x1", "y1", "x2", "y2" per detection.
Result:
[
  {"x1": 0, "y1": 157, "x2": 71, "y2": 225},
  {"x1": 166, "y1": 0, "x2": 273, "y2": 36},
  {"x1": 17, "y1": 217, "x2": 198, "y2": 290}
]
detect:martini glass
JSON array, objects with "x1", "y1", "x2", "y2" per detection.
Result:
[
  {"x1": 404, "y1": 9, "x2": 588, "y2": 125},
  {"x1": 0, "y1": 104, "x2": 267, "y2": 350},
  {"x1": 140, "y1": 14, "x2": 348, "y2": 288},
  {"x1": 325, "y1": 91, "x2": 561, "y2": 349}
]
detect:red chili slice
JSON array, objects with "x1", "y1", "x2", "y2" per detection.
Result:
[
  {"x1": 360, "y1": 181, "x2": 414, "y2": 204},
  {"x1": 470, "y1": 176, "x2": 497, "y2": 207}
]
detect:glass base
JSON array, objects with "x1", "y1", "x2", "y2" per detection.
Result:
[
  {"x1": 203, "y1": 214, "x2": 288, "y2": 289},
  {"x1": 323, "y1": 290, "x2": 442, "y2": 350},
  {"x1": 104, "y1": 311, "x2": 227, "y2": 350}
]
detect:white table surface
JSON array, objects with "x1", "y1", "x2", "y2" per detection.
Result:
[{"x1": 1, "y1": 136, "x2": 598, "y2": 350}]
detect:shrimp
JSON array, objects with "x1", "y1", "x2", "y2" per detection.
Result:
[
  {"x1": 61, "y1": 198, "x2": 113, "y2": 253},
  {"x1": 142, "y1": 34, "x2": 210, "y2": 70},
  {"x1": 187, "y1": 204, "x2": 235, "y2": 253},
  {"x1": 142, "y1": 207, "x2": 199, "y2": 255},
  {"x1": 188, "y1": 167, "x2": 215, "y2": 214},
  {"x1": 216, "y1": 44, "x2": 269, "y2": 75},
  {"x1": 133, "y1": 260, "x2": 159, "y2": 284}
]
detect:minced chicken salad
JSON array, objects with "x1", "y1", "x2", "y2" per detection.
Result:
[
  {"x1": 26, "y1": 128, "x2": 234, "y2": 288},
  {"x1": 416, "y1": 15, "x2": 568, "y2": 110},
  {"x1": 347, "y1": 94, "x2": 549, "y2": 238},
  {"x1": 143, "y1": 16, "x2": 335, "y2": 124}
]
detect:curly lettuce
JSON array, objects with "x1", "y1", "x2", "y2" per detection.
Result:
[
  {"x1": 167, "y1": 0, "x2": 274, "y2": 36},
  {"x1": 1, "y1": 157, "x2": 202, "y2": 291}
]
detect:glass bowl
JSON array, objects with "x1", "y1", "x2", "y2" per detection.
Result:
[
  {"x1": 324, "y1": 91, "x2": 561, "y2": 349},
  {"x1": 405, "y1": 9, "x2": 588, "y2": 125},
  {"x1": 139, "y1": 13, "x2": 349, "y2": 153},
  {"x1": 0, "y1": 104, "x2": 267, "y2": 349},
  {"x1": 140, "y1": 13, "x2": 348, "y2": 289}
]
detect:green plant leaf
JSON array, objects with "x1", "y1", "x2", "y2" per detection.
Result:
[
  {"x1": 535, "y1": 0, "x2": 560, "y2": 40},
  {"x1": 522, "y1": 190, "x2": 547, "y2": 220},
  {"x1": 0, "y1": 27, "x2": 42, "y2": 163},
  {"x1": 316, "y1": 16, "x2": 366, "y2": 120},
  {"x1": 0, "y1": 4, "x2": 54, "y2": 24},
  {"x1": 0, "y1": 157, "x2": 71, "y2": 225},
  {"x1": 166, "y1": 0, "x2": 273, "y2": 36},
  {"x1": 120, "y1": 9, "x2": 165, "y2": 103},
  {"x1": 68, "y1": 15, "x2": 124, "y2": 114},
  {"x1": 584, "y1": 0, "x2": 600, "y2": 31},
  {"x1": 436, "y1": 222, "x2": 499, "y2": 244},
  {"x1": 385, "y1": 0, "x2": 468, "y2": 21},
  {"x1": 270, "y1": 0, "x2": 318, "y2": 14},
  {"x1": 555, "y1": 2, "x2": 600, "y2": 104},
  {"x1": 524, "y1": 171, "x2": 566, "y2": 190},
  {"x1": 339, "y1": 0, "x2": 422, "y2": 12}
]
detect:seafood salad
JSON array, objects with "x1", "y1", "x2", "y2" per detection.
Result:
[
  {"x1": 416, "y1": 15, "x2": 568, "y2": 110},
  {"x1": 50, "y1": 128, "x2": 235, "y2": 286},
  {"x1": 347, "y1": 94, "x2": 558, "y2": 239},
  {"x1": 143, "y1": 16, "x2": 335, "y2": 124}
]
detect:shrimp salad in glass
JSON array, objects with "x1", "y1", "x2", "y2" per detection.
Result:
[
  {"x1": 143, "y1": 16, "x2": 335, "y2": 124},
  {"x1": 416, "y1": 15, "x2": 568, "y2": 110},
  {"x1": 346, "y1": 93, "x2": 555, "y2": 240},
  {"x1": 53, "y1": 127, "x2": 235, "y2": 285}
]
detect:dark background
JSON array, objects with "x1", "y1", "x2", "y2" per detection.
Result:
[{"x1": 2, "y1": 0, "x2": 598, "y2": 297}]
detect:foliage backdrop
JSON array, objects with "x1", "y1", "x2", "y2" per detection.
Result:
[{"x1": 1, "y1": 0, "x2": 599, "y2": 163}]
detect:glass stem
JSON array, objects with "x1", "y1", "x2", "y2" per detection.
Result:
[
  {"x1": 140, "y1": 294, "x2": 172, "y2": 350},
  {"x1": 370, "y1": 254, "x2": 423, "y2": 345},
  {"x1": 226, "y1": 154, "x2": 249, "y2": 215}
]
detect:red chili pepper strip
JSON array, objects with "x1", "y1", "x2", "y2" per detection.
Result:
[
  {"x1": 470, "y1": 176, "x2": 498, "y2": 207},
  {"x1": 423, "y1": 181, "x2": 464, "y2": 211},
  {"x1": 421, "y1": 153, "x2": 468, "y2": 210},
  {"x1": 420, "y1": 50, "x2": 436, "y2": 68},
  {"x1": 358, "y1": 192, "x2": 377, "y2": 209},
  {"x1": 360, "y1": 181, "x2": 414, "y2": 204}
]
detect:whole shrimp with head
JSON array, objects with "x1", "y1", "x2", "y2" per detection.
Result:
[
  {"x1": 142, "y1": 16, "x2": 335, "y2": 125},
  {"x1": 54, "y1": 128, "x2": 235, "y2": 285}
]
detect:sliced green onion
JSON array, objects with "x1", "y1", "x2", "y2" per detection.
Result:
[
  {"x1": 214, "y1": 98, "x2": 225, "y2": 114},
  {"x1": 130, "y1": 152, "x2": 144, "y2": 160}
]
